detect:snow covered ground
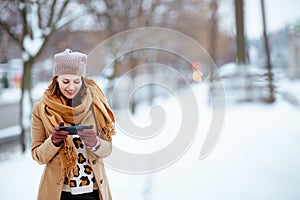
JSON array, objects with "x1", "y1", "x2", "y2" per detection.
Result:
[{"x1": 1, "y1": 79, "x2": 300, "y2": 200}]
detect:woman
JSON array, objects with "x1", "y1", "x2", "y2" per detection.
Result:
[{"x1": 31, "y1": 49, "x2": 115, "y2": 200}]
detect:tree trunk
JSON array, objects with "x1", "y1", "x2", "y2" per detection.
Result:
[
  {"x1": 235, "y1": 0, "x2": 247, "y2": 64},
  {"x1": 260, "y1": 0, "x2": 275, "y2": 103},
  {"x1": 209, "y1": 0, "x2": 218, "y2": 83},
  {"x1": 20, "y1": 59, "x2": 33, "y2": 152}
]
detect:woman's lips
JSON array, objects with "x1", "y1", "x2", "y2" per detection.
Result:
[{"x1": 66, "y1": 90, "x2": 75, "y2": 95}]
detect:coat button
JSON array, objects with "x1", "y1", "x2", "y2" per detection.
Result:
[{"x1": 92, "y1": 160, "x2": 97, "y2": 164}]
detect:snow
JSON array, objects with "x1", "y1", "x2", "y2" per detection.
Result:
[
  {"x1": 23, "y1": 35, "x2": 44, "y2": 58},
  {"x1": 0, "y1": 125, "x2": 21, "y2": 139},
  {"x1": 1, "y1": 78, "x2": 300, "y2": 200},
  {"x1": 0, "y1": 151, "x2": 42, "y2": 199},
  {"x1": 147, "y1": 101, "x2": 300, "y2": 200},
  {"x1": 0, "y1": 87, "x2": 20, "y2": 105},
  {"x1": 22, "y1": 2, "x2": 45, "y2": 58}
]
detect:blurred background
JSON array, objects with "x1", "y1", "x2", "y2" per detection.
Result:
[{"x1": 1, "y1": 0, "x2": 300, "y2": 199}]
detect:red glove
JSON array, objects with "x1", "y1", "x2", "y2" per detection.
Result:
[{"x1": 51, "y1": 122, "x2": 68, "y2": 147}]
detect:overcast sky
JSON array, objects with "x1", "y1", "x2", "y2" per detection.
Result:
[{"x1": 245, "y1": 0, "x2": 300, "y2": 39}]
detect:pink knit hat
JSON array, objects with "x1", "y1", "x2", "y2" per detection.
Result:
[{"x1": 53, "y1": 49, "x2": 87, "y2": 77}]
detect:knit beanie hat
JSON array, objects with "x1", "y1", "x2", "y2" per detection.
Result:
[{"x1": 53, "y1": 49, "x2": 87, "y2": 77}]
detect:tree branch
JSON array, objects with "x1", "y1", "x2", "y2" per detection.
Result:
[
  {"x1": 54, "y1": 9, "x2": 89, "y2": 31},
  {"x1": 19, "y1": 0, "x2": 32, "y2": 44},
  {"x1": 37, "y1": 0, "x2": 43, "y2": 29},
  {"x1": 47, "y1": 0, "x2": 57, "y2": 27},
  {"x1": 0, "y1": 20, "x2": 20, "y2": 44},
  {"x1": 56, "y1": 0, "x2": 69, "y2": 24},
  {"x1": 34, "y1": 28, "x2": 54, "y2": 60}
]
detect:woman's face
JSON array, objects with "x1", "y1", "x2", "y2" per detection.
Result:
[{"x1": 57, "y1": 74, "x2": 82, "y2": 99}]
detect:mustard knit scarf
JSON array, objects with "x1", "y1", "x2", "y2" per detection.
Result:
[{"x1": 38, "y1": 78, "x2": 115, "y2": 183}]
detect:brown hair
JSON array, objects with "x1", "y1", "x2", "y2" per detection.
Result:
[{"x1": 47, "y1": 76, "x2": 59, "y2": 96}]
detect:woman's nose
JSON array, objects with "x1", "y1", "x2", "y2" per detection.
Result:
[{"x1": 68, "y1": 82, "x2": 75, "y2": 90}]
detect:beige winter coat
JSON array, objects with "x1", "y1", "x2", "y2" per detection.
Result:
[
  {"x1": 31, "y1": 79, "x2": 115, "y2": 200},
  {"x1": 31, "y1": 103, "x2": 113, "y2": 200}
]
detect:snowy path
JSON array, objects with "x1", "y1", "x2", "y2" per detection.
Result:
[
  {"x1": 147, "y1": 102, "x2": 300, "y2": 200},
  {"x1": 1, "y1": 84, "x2": 300, "y2": 200}
]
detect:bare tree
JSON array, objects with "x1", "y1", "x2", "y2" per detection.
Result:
[
  {"x1": 208, "y1": 0, "x2": 219, "y2": 64},
  {"x1": 88, "y1": 0, "x2": 207, "y2": 113},
  {"x1": 205, "y1": 0, "x2": 219, "y2": 95},
  {"x1": 234, "y1": 0, "x2": 247, "y2": 64},
  {"x1": 260, "y1": 0, "x2": 275, "y2": 103},
  {"x1": 0, "y1": 0, "x2": 90, "y2": 151},
  {"x1": 86, "y1": 0, "x2": 159, "y2": 112}
]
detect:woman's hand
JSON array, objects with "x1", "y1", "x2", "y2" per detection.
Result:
[
  {"x1": 78, "y1": 129, "x2": 98, "y2": 148},
  {"x1": 51, "y1": 122, "x2": 68, "y2": 147}
]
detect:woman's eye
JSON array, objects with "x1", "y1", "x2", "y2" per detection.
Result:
[
  {"x1": 63, "y1": 81, "x2": 69, "y2": 84},
  {"x1": 74, "y1": 80, "x2": 81, "y2": 84}
]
